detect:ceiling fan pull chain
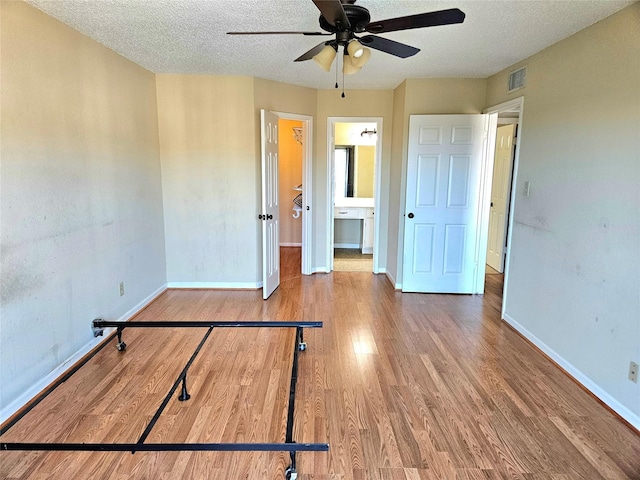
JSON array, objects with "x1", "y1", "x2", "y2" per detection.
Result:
[
  {"x1": 341, "y1": 50, "x2": 345, "y2": 98},
  {"x1": 335, "y1": 52, "x2": 339, "y2": 89}
]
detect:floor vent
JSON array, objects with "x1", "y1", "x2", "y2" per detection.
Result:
[{"x1": 508, "y1": 66, "x2": 527, "y2": 92}]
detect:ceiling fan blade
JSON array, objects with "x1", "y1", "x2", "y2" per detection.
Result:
[
  {"x1": 359, "y1": 35, "x2": 420, "y2": 58},
  {"x1": 227, "y1": 31, "x2": 330, "y2": 36},
  {"x1": 366, "y1": 8, "x2": 465, "y2": 34},
  {"x1": 312, "y1": 0, "x2": 351, "y2": 29},
  {"x1": 294, "y1": 41, "x2": 333, "y2": 62}
]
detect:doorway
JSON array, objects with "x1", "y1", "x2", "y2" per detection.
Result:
[
  {"x1": 486, "y1": 120, "x2": 518, "y2": 274},
  {"x1": 274, "y1": 112, "x2": 313, "y2": 278},
  {"x1": 483, "y1": 97, "x2": 524, "y2": 318},
  {"x1": 399, "y1": 103, "x2": 523, "y2": 297},
  {"x1": 260, "y1": 111, "x2": 313, "y2": 299},
  {"x1": 278, "y1": 118, "x2": 304, "y2": 281},
  {"x1": 327, "y1": 117, "x2": 382, "y2": 273}
]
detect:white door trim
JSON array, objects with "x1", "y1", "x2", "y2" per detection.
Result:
[
  {"x1": 477, "y1": 113, "x2": 499, "y2": 293},
  {"x1": 326, "y1": 116, "x2": 383, "y2": 273},
  {"x1": 483, "y1": 97, "x2": 525, "y2": 318},
  {"x1": 273, "y1": 111, "x2": 313, "y2": 276}
]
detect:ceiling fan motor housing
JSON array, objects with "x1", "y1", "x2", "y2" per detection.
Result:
[{"x1": 319, "y1": 4, "x2": 371, "y2": 34}]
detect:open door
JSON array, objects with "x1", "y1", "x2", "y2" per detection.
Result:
[
  {"x1": 403, "y1": 114, "x2": 493, "y2": 293},
  {"x1": 487, "y1": 123, "x2": 516, "y2": 272},
  {"x1": 261, "y1": 110, "x2": 280, "y2": 299}
]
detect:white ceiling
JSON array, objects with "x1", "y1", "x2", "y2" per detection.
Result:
[{"x1": 26, "y1": 0, "x2": 634, "y2": 90}]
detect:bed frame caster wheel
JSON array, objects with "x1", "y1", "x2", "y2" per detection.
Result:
[
  {"x1": 116, "y1": 342, "x2": 127, "y2": 351},
  {"x1": 298, "y1": 342, "x2": 307, "y2": 352},
  {"x1": 284, "y1": 465, "x2": 297, "y2": 480}
]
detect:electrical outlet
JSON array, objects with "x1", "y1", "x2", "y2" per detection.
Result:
[
  {"x1": 119, "y1": 281, "x2": 125, "y2": 297},
  {"x1": 629, "y1": 361, "x2": 638, "y2": 383}
]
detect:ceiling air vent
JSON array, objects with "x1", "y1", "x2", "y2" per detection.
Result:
[{"x1": 508, "y1": 66, "x2": 527, "y2": 92}]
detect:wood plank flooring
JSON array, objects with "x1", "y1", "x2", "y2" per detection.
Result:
[{"x1": 2, "y1": 249, "x2": 639, "y2": 479}]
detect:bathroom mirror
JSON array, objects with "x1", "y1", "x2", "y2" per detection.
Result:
[{"x1": 334, "y1": 122, "x2": 376, "y2": 202}]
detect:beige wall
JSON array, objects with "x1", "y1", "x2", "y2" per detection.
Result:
[
  {"x1": 485, "y1": 3, "x2": 640, "y2": 424},
  {"x1": 156, "y1": 74, "x2": 259, "y2": 285},
  {"x1": 387, "y1": 78, "x2": 487, "y2": 284},
  {"x1": 355, "y1": 146, "x2": 375, "y2": 198},
  {"x1": 1, "y1": 2, "x2": 165, "y2": 412},
  {"x1": 157, "y1": 77, "x2": 316, "y2": 283},
  {"x1": 253, "y1": 78, "x2": 317, "y2": 116},
  {"x1": 253, "y1": 78, "x2": 317, "y2": 264}
]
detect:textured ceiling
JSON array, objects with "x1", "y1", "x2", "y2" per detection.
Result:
[{"x1": 26, "y1": 0, "x2": 634, "y2": 90}]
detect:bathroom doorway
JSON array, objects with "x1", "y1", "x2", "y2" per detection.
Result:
[{"x1": 327, "y1": 117, "x2": 382, "y2": 272}]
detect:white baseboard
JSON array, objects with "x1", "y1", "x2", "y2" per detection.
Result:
[
  {"x1": 121, "y1": 284, "x2": 167, "y2": 321},
  {"x1": 280, "y1": 243, "x2": 302, "y2": 247},
  {"x1": 334, "y1": 243, "x2": 360, "y2": 249},
  {"x1": 384, "y1": 270, "x2": 401, "y2": 290},
  {"x1": 0, "y1": 284, "x2": 167, "y2": 426},
  {"x1": 502, "y1": 313, "x2": 640, "y2": 431},
  {"x1": 166, "y1": 281, "x2": 260, "y2": 290}
]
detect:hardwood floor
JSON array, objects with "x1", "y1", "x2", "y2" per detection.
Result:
[
  {"x1": 1, "y1": 256, "x2": 639, "y2": 479},
  {"x1": 281, "y1": 246, "x2": 302, "y2": 283}
]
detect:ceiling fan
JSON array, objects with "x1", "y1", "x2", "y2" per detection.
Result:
[{"x1": 228, "y1": 0, "x2": 465, "y2": 74}]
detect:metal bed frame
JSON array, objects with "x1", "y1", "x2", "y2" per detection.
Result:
[{"x1": 1, "y1": 319, "x2": 328, "y2": 480}]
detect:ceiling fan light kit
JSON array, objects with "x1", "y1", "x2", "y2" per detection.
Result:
[
  {"x1": 342, "y1": 54, "x2": 361, "y2": 75},
  {"x1": 347, "y1": 39, "x2": 364, "y2": 58},
  {"x1": 350, "y1": 46, "x2": 371, "y2": 68},
  {"x1": 313, "y1": 44, "x2": 338, "y2": 71},
  {"x1": 227, "y1": 0, "x2": 465, "y2": 93}
]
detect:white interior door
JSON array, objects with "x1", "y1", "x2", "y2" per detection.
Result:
[
  {"x1": 261, "y1": 110, "x2": 280, "y2": 299},
  {"x1": 403, "y1": 114, "x2": 488, "y2": 293},
  {"x1": 487, "y1": 124, "x2": 516, "y2": 272}
]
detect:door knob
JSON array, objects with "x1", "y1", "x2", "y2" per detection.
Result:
[
  {"x1": 267, "y1": 214, "x2": 273, "y2": 220},
  {"x1": 408, "y1": 212, "x2": 414, "y2": 219}
]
